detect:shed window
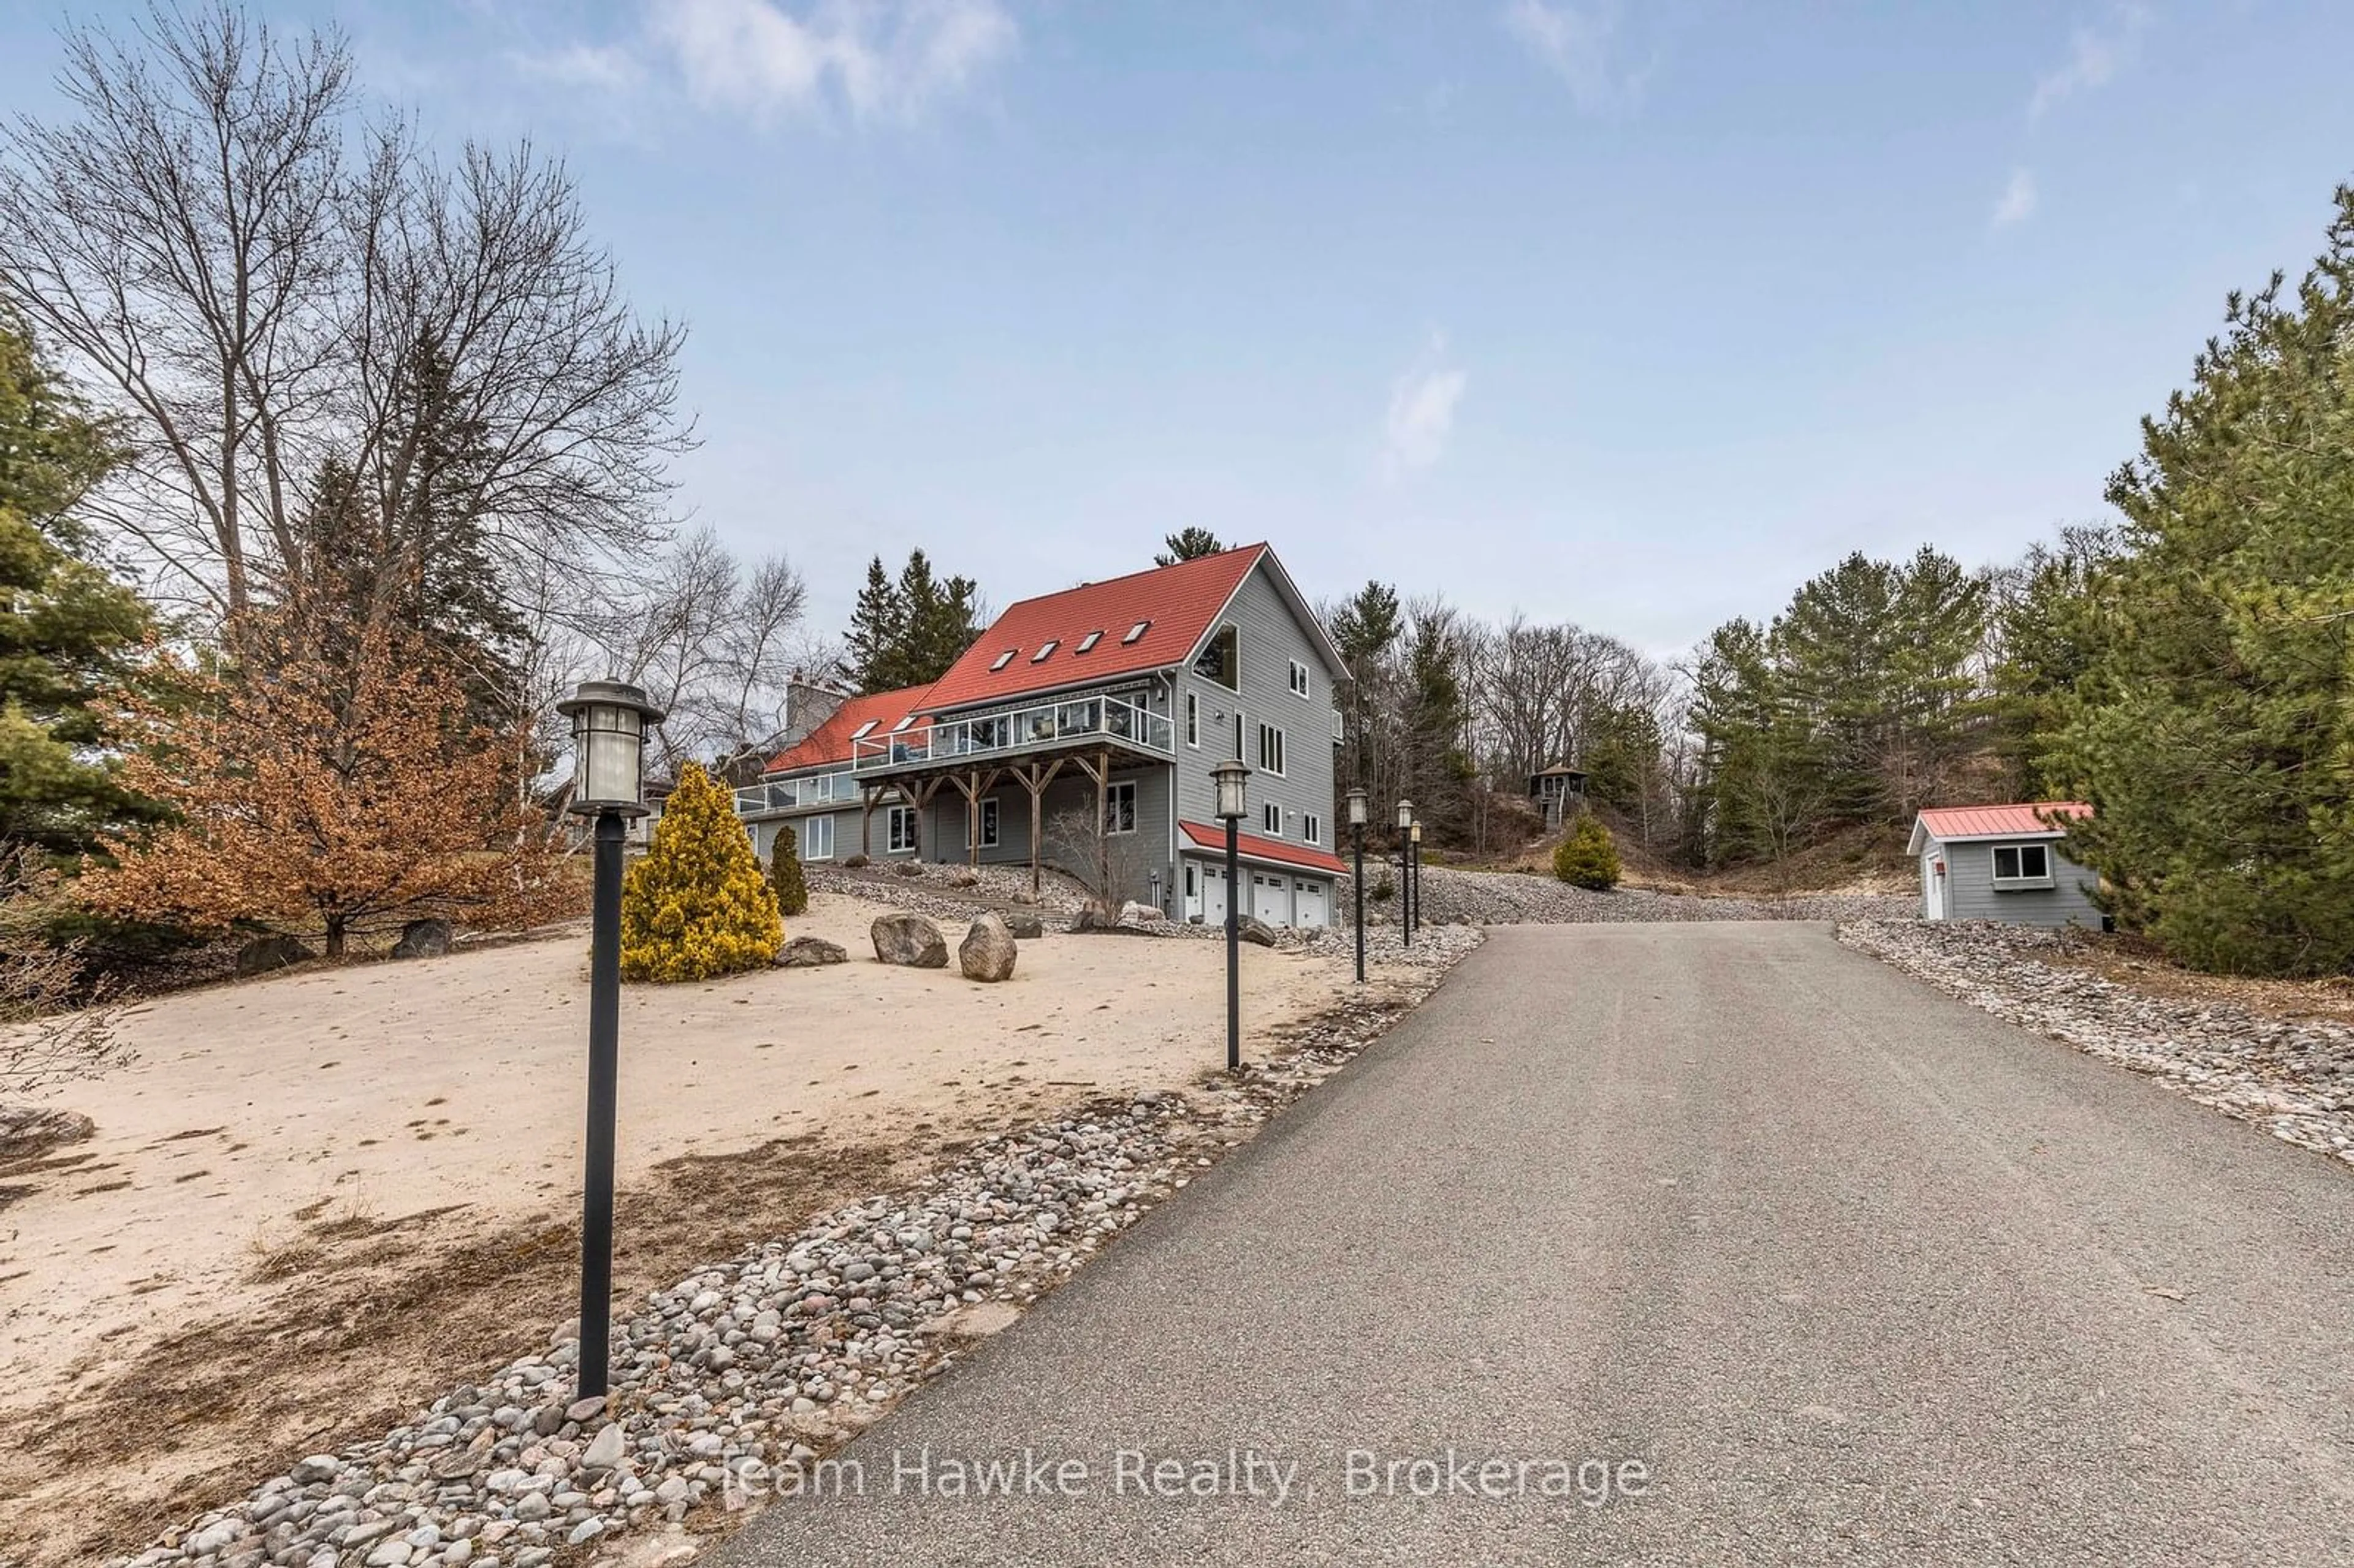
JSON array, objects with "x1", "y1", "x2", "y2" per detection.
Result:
[{"x1": 1990, "y1": 842, "x2": 2053, "y2": 886}]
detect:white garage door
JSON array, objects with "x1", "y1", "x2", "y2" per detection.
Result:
[
  {"x1": 1294, "y1": 879, "x2": 1329, "y2": 929},
  {"x1": 1251, "y1": 872, "x2": 1290, "y2": 924}
]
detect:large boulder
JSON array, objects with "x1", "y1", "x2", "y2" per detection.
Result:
[
  {"x1": 235, "y1": 934, "x2": 315, "y2": 976},
  {"x1": 775, "y1": 935, "x2": 848, "y2": 969},
  {"x1": 870, "y1": 913, "x2": 948, "y2": 969},
  {"x1": 1238, "y1": 915, "x2": 1279, "y2": 948},
  {"x1": 1004, "y1": 911, "x2": 1045, "y2": 940},
  {"x1": 1118, "y1": 900, "x2": 1165, "y2": 925},
  {"x1": 842, "y1": 853, "x2": 870, "y2": 869},
  {"x1": 947, "y1": 868, "x2": 980, "y2": 889},
  {"x1": 0, "y1": 1106, "x2": 95, "y2": 1162},
  {"x1": 958, "y1": 915, "x2": 1018, "y2": 982},
  {"x1": 390, "y1": 918, "x2": 452, "y2": 959},
  {"x1": 893, "y1": 859, "x2": 926, "y2": 878}
]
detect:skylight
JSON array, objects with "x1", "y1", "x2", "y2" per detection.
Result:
[
  {"x1": 891, "y1": 716, "x2": 915, "y2": 733},
  {"x1": 1076, "y1": 630, "x2": 1103, "y2": 653},
  {"x1": 1123, "y1": 620, "x2": 1151, "y2": 644},
  {"x1": 989, "y1": 649, "x2": 1016, "y2": 671},
  {"x1": 850, "y1": 720, "x2": 878, "y2": 739},
  {"x1": 1032, "y1": 640, "x2": 1059, "y2": 662}
]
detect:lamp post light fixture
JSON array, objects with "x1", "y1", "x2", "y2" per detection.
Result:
[
  {"x1": 1211, "y1": 758, "x2": 1252, "y2": 1074},
  {"x1": 1395, "y1": 798, "x2": 1414, "y2": 951},
  {"x1": 1409, "y1": 820, "x2": 1425, "y2": 943},
  {"x1": 1346, "y1": 786, "x2": 1368, "y2": 984},
  {"x1": 556, "y1": 679, "x2": 665, "y2": 1402}
]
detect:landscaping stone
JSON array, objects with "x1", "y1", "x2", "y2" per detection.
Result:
[
  {"x1": 1118, "y1": 900, "x2": 1165, "y2": 924},
  {"x1": 1004, "y1": 911, "x2": 1045, "y2": 940},
  {"x1": 105, "y1": 926, "x2": 1485, "y2": 1568},
  {"x1": 1379, "y1": 864, "x2": 1915, "y2": 926},
  {"x1": 947, "y1": 869, "x2": 980, "y2": 888},
  {"x1": 958, "y1": 915, "x2": 1018, "y2": 983},
  {"x1": 841, "y1": 853, "x2": 870, "y2": 869},
  {"x1": 0, "y1": 1106, "x2": 96, "y2": 1161},
  {"x1": 774, "y1": 936, "x2": 849, "y2": 969},
  {"x1": 870, "y1": 913, "x2": 948, "y2": 969},
  {"x1": 234, "y1": 934, "x2": 314, "y2": 977},
  {"x1": 390, "y1": 918, "x2": 452, "y2": 959},
  {"x1": 892, "y1": 860, "x2": 926, "y2": 878},
  {"x1": 1238, "y1": 915, "x2": 1279, "y2": 948}
]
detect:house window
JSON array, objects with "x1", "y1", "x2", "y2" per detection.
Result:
[
  {"x1": 1301, "y1": 812, "x2": 1322, "y2": 846},
  {"x1": 1289, "y1": 660, "x2": 1311, "y2": 699},
  {"x1": 1257, "y1": 723, "x2": 1286, "y2": 776},
  {"x1": 1262, "y1": 802, "x2": 1283, "y2": 836},
  {"x1": 1104, "y1": 780, "x2": 1138, "y2": 835},
  {"x1": 978, "y1": 799, "x2": 1000, "y2": 848},
  {"x1": 1991, "y1": 842, "x2": 2053, "y2": 886},
  {"x1": 1124, "y1": 620, "x2": 1151, "y2": 644},
  {"x1": 1076, "y1": 630, "x2": 1102, "y2": 653},
  {"x1": 1195, "y1": 624, "x2": 1239, "y2": 691},
  {"x1": 1232, "y1": 710, "x2": 1246, "y2": 760},
  {"x1": 1184, "y1": 692, "x2": 1199, "y2": 748},
  {"x1": 989, "y1": 649, "x2": 1016, "y2": 671},
  {"x1": 1032, "y1": 640, "x2": 1059, "y2": 663},
  {"x1": 886, "y1": 805, "x2": 918, "y2": 853},
  {"x1": 800, "y1": 815, "x2": 834, "y2": 861}
]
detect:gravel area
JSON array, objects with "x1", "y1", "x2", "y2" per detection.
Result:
[
  {"x1": 110, "y1": 937, "x2": 1480, "y2": 1568},
  {"x1": 1362, "y1": 864, "x2": 1916, "y2": 926},
  {"x1": 1840, "y1": 919, "x2": 2354, "y2": 1171}
]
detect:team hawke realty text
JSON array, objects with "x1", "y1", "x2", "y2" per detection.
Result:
[{"x1": 722, "y1": 1447, "x2": 1652, "y2": 1510}]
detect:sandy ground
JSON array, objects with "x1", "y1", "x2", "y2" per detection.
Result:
[{"x1": 0, "y1": 891, "x2": 1385, "y2": 1564}]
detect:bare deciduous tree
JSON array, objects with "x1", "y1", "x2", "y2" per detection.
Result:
[{"x1": 0, "y1": 2, "x2": 690, "y2": 633}]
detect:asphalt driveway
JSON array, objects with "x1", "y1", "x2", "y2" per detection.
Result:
[{"x1": 709, "y1": 921, "x2": 2354, "y2": 1566}]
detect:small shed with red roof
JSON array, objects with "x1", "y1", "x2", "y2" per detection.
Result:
[{"x1": 1907, "y1": 801, "x2": 2101, "y2": 927}]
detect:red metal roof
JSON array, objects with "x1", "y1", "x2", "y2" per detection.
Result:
[
  {"x1": 919, "y1": 546, "x2": 1269, "y2": 713},
  {"x1": 1178, "y1": 819, "x2": 1347, "y2": 876},
  {"x1": 764, "y1": 685, "x2": 933, "y2": 774},
  {"x1": 1915, "y1": 801, "x2": 2090, "y2": 840}
]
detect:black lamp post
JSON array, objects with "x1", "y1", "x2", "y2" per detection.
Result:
[
  {"x1": 557, "y1": 678, "x2": 664, "y2": 1402},
  {"x1": 1346, "y1": 786, "x2": 1368, "y2": 984},
  {"x1": 1395, "y1": 797, "x2": 1414, "y2": 951},
  {"x1": 1410, "y1": 819, "x2": 1424, "y2": 942},
  {"x1": 1213, "y1": 757, "x2": 1251, "y2": 1073}
]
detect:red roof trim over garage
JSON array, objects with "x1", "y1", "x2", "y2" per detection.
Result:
[
  {"x1": 763, "y1": 685, "x2": 933, "y2": 775},
  {"x1": 1178, "y1": 820, "x2": 1347, "y2": 876},
  {"x1": 920, "y1": 546, "x2": 1268, "y2": 713},
  {"x1": 1914, "y1": 801, "x2": 2090, "y2": 841}
]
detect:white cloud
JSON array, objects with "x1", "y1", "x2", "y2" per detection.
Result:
[
  {"x1": 648, "y1": 0, "x2": 1016, "y2": 122},
  {"x1": 1501, "y1": 0, "x2": 1646, "y2": 115},
  {"x1": 1382, "y1": 339, "x2": 1469, "y2": 480},
  {"x1": 1990, "y1": 167, "x2": 2038, "y2": 229},
  {"x1": 513, "y1": 42, "x2": 646, "y2": 93},
  {"x1": 2028, "y1": 4, "x2": 2147, "y2": 118}
]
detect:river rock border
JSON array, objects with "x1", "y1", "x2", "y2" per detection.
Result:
[{"x1": 113, "y1": 931, "x2": 1484, "y2": 1568}]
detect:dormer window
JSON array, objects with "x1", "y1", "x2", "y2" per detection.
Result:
[
  {"x1": 989, "y1": 649, "x2": 1016, "y2": 672},
  {"x1": 1032, "y1": 640, "x2": 1059, "y2": 663},
  {"x1": 1076, "y1": 630, "x2": 1103, "y2": 653},
  {"x1": 850, "y1": 720, "x2": 878, "y2": 740},
  {"x1": 1124, "y1": 620, "x2": 1151, "y2": 644}
]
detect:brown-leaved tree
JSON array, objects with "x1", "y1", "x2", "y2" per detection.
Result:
[{"x1": 82, "y1": 614, "x2": 577, "y2": 955}]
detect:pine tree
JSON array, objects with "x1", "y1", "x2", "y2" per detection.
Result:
[
  {"x1": 1154, "y1": 527, "x2": 1225, "y2": 566},
  {"x1": 769, "y1": 821, "x2": 809, "y2": 917},
  {"x1": 841, "y1": 550, "x2": 983, "y2": 693},
  {"x1": 2052, "y1": 185, "x2": 2354, "y2": 974},
  {"x1": 1553, "y1": 813, "x2": 1621, "y2": 890},
  {"x1": 621, "y1": 763, "x2": 781, "y2": 981},
  {"x1": 0, "y1": 316, "x2": 163, "y2": 858}
]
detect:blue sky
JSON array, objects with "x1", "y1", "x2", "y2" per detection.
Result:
[{"x1": 4, "y1": 1, "x2": 2351, "y2": 656}]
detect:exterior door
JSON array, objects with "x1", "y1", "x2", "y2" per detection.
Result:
[
  {"x1": 1200, "y1": 863, "x2": 1227, "y2": 927},
  {"x1": 1922, "y1": 851, "x2": 1946, "y2": 919},
  {"x1": 1295, "y1": 879, "x2": 1328, "y2": 929}
]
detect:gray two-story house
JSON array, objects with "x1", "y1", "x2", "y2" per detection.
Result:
[{"x1": 736, "y1": 543, "x2": 1350, "y2": 926}]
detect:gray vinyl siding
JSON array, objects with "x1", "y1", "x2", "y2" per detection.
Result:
[
  {"x1": 1933, "y1": 837, "x2": 2102, "y2": 927},
  {"x1": 916, "y1": 763, "x2": 1175, "y2": 908},
  {"x1": 745, "y1": 804, "x2": 862, "y2": 864},
  {"x1": 1171, "y1": 562, "x2": 1341, "y2": 858}
]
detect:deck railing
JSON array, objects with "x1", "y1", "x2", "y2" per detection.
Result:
[
  {"x1": 851, "y1": 693, "x2": 1173, "y2": 773},
  {"x1": 733, "y1": 770, "x2": 856, "y2": 817}
]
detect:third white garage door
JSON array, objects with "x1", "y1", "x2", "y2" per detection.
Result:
[
  {"x1": 1250, "y1": 872, "x2": 1290, "y2": 924},
  {"x1": 1293, "y1": 879, "x2": 1328, "y2": 929}
]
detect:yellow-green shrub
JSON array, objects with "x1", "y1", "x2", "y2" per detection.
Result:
[
  {"x1": 620, "y1": 763, "x2": 781, "y2": 982},
  {"x1": 1553, "y1": 812, "x2": 1622, "y2": 891}
]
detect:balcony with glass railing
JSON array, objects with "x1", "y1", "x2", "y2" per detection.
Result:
[
  {"x1": 733, "y1": 769, "x2": 857, "y2": 818},
  {"x1": 851, "y1": 693, "x2": 1173, "y2": 776}
]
